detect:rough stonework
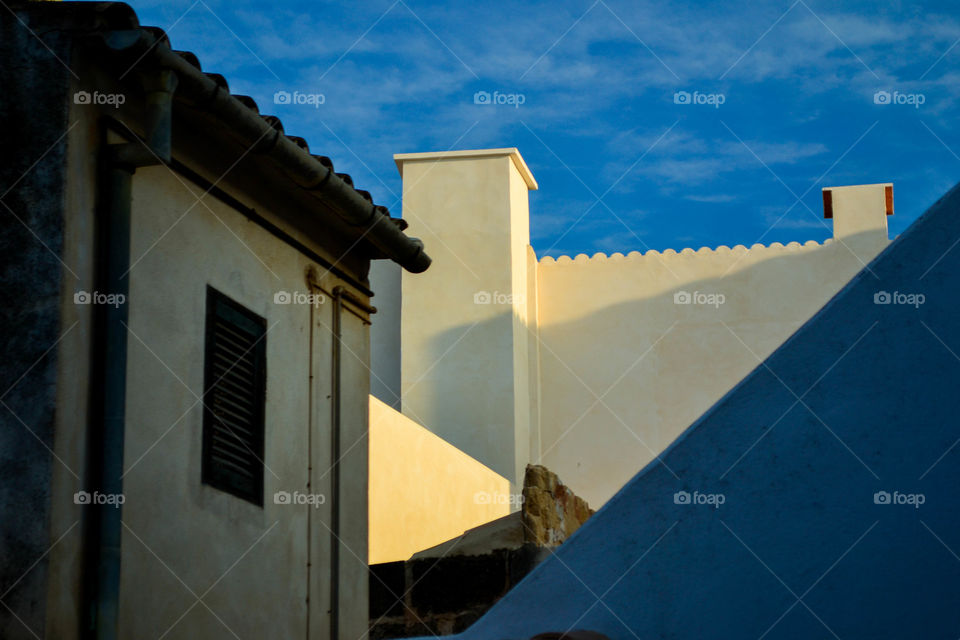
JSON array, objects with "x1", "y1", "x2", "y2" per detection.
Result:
[
  {"x1": 0, "y1": 10, "x2": 72, "y2": 639},
  {"x1": 370, "y1": 465, "x2": 594, "y2": 638},
  {"x1": 521, "y1": 465, "x2": 593, "y2": 546}
]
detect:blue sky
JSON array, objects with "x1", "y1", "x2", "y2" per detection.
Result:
[{"x1": 129, "y1": 0, "x2": 960, "y2": 257}]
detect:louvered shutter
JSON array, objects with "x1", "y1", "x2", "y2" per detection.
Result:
[{"x1": 201, "y1": 287, "x2": 266, "y2": 505}]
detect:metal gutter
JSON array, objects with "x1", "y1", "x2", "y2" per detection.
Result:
[{"x1": 94, "y1": 27, "x2": 431, "y2": 274}]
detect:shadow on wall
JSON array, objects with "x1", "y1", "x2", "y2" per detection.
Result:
[
  {"x1": 430, "y1": 231, "x2": 888, "y2": 507},
  {"x1": 412, "y1": 182, "x2": 960, "y2": 639}
]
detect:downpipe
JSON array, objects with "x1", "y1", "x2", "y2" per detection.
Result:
[{"x1": 83, "y1": 69, "x2": 176, "y2": 640}]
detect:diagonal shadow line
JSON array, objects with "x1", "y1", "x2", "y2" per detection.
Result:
[{"x1": 535, "y1": 321, "x2": 682, "y2": 480}]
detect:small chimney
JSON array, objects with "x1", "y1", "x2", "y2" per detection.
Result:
[{"x1": 822, "y1": 183, "x2": 893, "y2": 241}]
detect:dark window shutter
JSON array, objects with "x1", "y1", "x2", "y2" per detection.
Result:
[{"x1": 202, "y1": 287, "x2": 266, "y2": 505}]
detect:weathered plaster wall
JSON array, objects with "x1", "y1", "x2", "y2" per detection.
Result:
[
  {"x1": 429, "y1": 180, "x2": 960, "y2": 640},
  {"x1": 119, "y1": 166, "x2": 312, "y2": 639},
  {"x1": 0, "y1": 12, "x2": 72, "y2": 640},
  {"x1": 110, "y1": 164, "x2": 374, "y2": 639},
  {"x1": 369, "y1": 396, "x2": 511, "y2": 564},
  {"x1": 536, "y1": 223, "x2": 889, "y2": 506}
]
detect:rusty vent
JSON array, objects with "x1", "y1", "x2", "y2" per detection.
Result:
[{"x1": 201, "y1": 287, "x2": 266, "y2": 505}]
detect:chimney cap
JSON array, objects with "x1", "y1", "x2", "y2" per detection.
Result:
[
  {"x1": 393, "y1": 148, "x2": 538, "y2": 190},
  {"x1": 822, "y1": 183, "x2": 893, "y2": 219}
]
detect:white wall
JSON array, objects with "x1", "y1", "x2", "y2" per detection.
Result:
[
  {"x1": 395, "y1": 149, "x2": 537, "y2": 487},
  {"x1": 368, "y1": 396, "x2": 511, "y2": 564},
  {"x1": 536, "y1": 226, "x2": 888, "y2": 506}
]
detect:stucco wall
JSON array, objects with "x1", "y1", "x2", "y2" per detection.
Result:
[
  {"x1": 38, "y1": 114, "x2": 373, "y2": 638},
  {"x1": 431, "y1": 180, "x2": 960, "y2": 640},
  {"x1": 369, "y1": 395, "x2": 511, "y2": 564},
  {"x1": 536, "y1": 230, "x2": 889, "y2": 507},
  {"x1": 115, "y1": 166, "x2": 310, "y2": 638},
  {"x1": 396, "y1": 150, "x2": 537, "y2": 487}
]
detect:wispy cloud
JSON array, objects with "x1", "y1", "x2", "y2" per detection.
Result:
[{"x1": 127, "y1": 0, "x2": 960, "y2": 254}]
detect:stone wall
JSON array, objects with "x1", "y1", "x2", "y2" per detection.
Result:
[{"x1": 522, "y1": 465, "x2": 593, "y2": 546}]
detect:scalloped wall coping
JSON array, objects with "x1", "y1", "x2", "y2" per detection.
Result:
[{"x1": 539, "y1": 239, "x2": 833, "y2": 265}]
